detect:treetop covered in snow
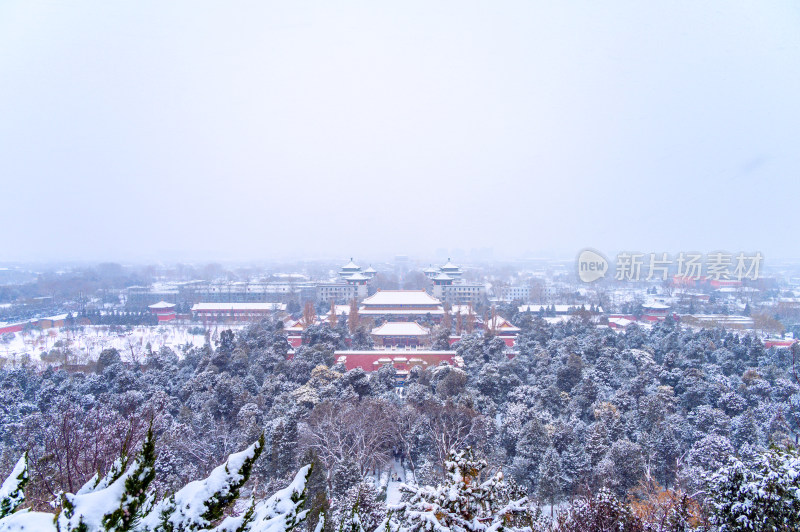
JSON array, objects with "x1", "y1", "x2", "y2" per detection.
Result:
[{"x1": 0, "y1": 430, "x2": 311, "y2": 532}]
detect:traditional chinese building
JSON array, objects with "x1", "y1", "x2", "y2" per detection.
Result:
[
  {"x1": 345, "y1": 272, "x2": 369, "y2": 298},
  {"x1": 764, "y1": 338, "x2": 797, "y2": 349},
  {"x1": 338, "y1": 258, "x2": 363, "y2": 279},
  {"x1": 363, "y1": 266, "x2": 377, "y2": 279},
  {"x1": 485, "y1": 315, "x2": 521, "y2": 347},
  {"x1": 642, "y1": 301, "x2": 671, "y2": 321},
  {"x1": 423, "y1": 265, "x2": 440, "y2": 279},
  {"x1": 359, "y1": 290, "x2": 445, "y2": 322},
  {"x1": 371, "y1": 321, "x2": 431, "y2": 347},
  {"x1": 0, "y1": 322, "x2": 24, "y2": 335},
  {"x1": 439, "y1": 259, "x2": 463, "y2": 281},
  {"x1": 318, "y1": 259, "x2": 371, "y2": 302},
  {"x1": 148, "y1": 301, "x2": 177, "y2": 322},
  {"x1": 36, "y1": 314, "x2": 68, "y2": 329},
  {"x1": 333, "y1": 349, "x2": 462, "y2": 377},
  {"x1": 431, "y1": 272, "x2": 454, "y2": 300}
]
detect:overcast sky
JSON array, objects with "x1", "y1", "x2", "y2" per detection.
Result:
[{"x1": 1, "y1": 1, "x2": 798, "y2": 264}]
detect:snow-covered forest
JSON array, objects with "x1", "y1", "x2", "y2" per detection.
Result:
[{"x1": 1, "y1": 316, "x2": 799, "y2": 530}]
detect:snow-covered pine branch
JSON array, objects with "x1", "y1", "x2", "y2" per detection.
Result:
[
  {"x1": 57, "y1": 427, "x2": 157, "y2": 532},
  {"x1": 138, "y1": 434, "x2": 265, "y2": 531},
  {"x1": 0, "y1": 431, "x2": 312, "y2": 532},
  {"x1": 209, "y1": 464, "x2": 312, "y2": 532},
  {"x1": 0, "y1": 453, "x2": 28, "y2": 519}
]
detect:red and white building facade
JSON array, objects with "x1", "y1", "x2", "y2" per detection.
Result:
[
  {"x1": 148, "y1": 301, "x2": 177, "y2": 322},
  {"x1": 371, "y1": 321, "x2": 431, "y2": 347}
]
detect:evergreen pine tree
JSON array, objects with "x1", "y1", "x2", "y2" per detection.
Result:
[
  {"x1": 706, "y1": 445, "x2": 800, "y2": 531},
  {"x1": 393, "y1": 447, "x2": 538, "y2": 532},
  {"x1": 537, "y1": 447, "x2": 562, "y2": 517}
]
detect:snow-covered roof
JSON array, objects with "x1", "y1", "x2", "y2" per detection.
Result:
[
  {"x1": 371, "y1": 321, "x2": 431, "y2": 336},
  {"x1": 686, "y1": 314, "x2": 754, "y2": 326},
  {"x1": 341, "y1": 260, "x2": 360, "y2": 270},
  {"x1": 347, "y1": 272, "x2": 369, "y2": 281},
  {"x1": 441, "y1": 261, "x2": 460, "y2": 271},
  {"x1": 324, "y1": 304, "x2": 352, "y2": 316},
  {"x1": 543, "y1": 316, "x2": 572, "y2": 324},
  {"x1": 361, "y1": 290, "x2": 442, "y2": 306},
  {"x1": 433, "y1": 273, "x2": 453, "y2": 281},
  {"x1": 40, "y1": 314, "x2": 68, "y2": 321},
  {"x1": 450, "y1": 305, "x2": 475, "y2": 315},
  {"x1": 148, "y1": 301, "x2": 175, "y2": 309},
  {"x1": 360, "y1": 308, "x2": 445, "y2": 316},
  {"x1": 608, "y1": 317, "x2": 634, "y2": 327},
  {"x1": 486, "y1": 316, "x2": 521, "y2": 333},
  {"x1": 284, "y1": 319, "x2": 307, "y2": 332},
  {"x1": 191, "y1": 302, "x2": 286, "y2": 312},
  {"x1": 643, "y1": 302, "x2": 670, "y2": 310},
  {"x1": 364, "y1": 266, "x2": 377, "y2": 273}
]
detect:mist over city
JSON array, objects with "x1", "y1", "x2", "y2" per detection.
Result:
[{"x1": 1, "y1": 2, "x2": 799, "y2": 531}]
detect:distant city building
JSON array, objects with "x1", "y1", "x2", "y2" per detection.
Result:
[
  {"x1": 500, "y1": 286, "x2": 530, "y2": 302},
  {"x1": 684, "y1": 314, "x2": 754, "y2": 328},
  {"x1": 316, "y1": 283, "x2": 357, "y2": 303},
  {"x1": 191, "y1": 302, "x2": 286, "y2": 323},
  {"x1": 431, "y1": 272, "x2": 454, "y2": 299},
  {"x1": 439, "y1": 284, "x2": 486, "y2": 305},
  {"x1": 127, "y1": 279, "x2": 305, "y2": 308},
  {"x1": 345, "y1": 272, "x2": 370, "y2": 298},
  {"x1": 543, "y1": 284, "x2": 559, "y2": 299},
  {"x1": 428, "y1": 259, "x2": 486, "y2": 305},
  {"x1": 314, "y1": 259, "x2": 372, "y2": 302}
]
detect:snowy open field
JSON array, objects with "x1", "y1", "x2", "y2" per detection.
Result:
[{"x1": 0, "y1": 324, "x2": 242, "y2": 366}]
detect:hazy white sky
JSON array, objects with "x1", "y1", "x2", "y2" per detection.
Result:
[{"x1": 1, "y1": 1, "x2": 798, "y2": 263}]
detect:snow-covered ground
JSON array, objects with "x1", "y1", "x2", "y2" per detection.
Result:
[
  {"x1": 368, "y1": 459, "x2": 411, "y2": 506},
  {"x1": 0, "y1": 324, "x2": 237, "y2": 366}
]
